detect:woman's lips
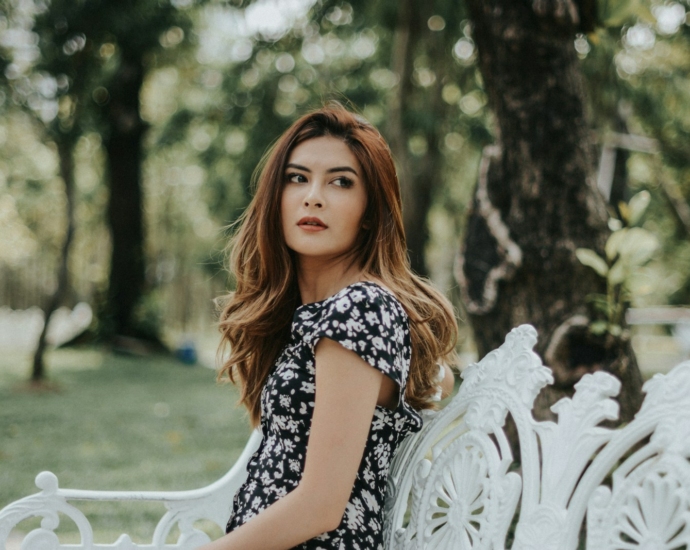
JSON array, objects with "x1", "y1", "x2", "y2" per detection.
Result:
[{"x1": 297, "y1": 217, "x2": 327, "y2": 231}]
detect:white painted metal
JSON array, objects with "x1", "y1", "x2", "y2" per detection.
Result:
[
  {"x1": 0, "y1": 430, "x2": 262, "y2": 549},
  {"x1": 383, "y1": 324, "x2": 690, "y2": 550},
  {"x1": 2, "y1": 324, "x2": 690, "y2": 549}
]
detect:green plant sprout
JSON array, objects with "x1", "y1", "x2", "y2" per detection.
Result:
[{"x1": 575, "y1": 191, "x2": 658, "y2": 337}]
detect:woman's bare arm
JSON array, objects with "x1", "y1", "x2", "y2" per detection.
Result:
[{"x1": 198, "y1": 337, "x2": 382, "y2": 550}]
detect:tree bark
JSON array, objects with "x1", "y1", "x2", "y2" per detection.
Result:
[
  {"x1": 102, "y1": 51, "x2": 149, "y2": 338},
  {"x1": 32, "y1": 137, "x2": 77, "y2": 381},
  {"x1": 458, "y1": 0, "x2": 644, "y2": 422},
  {"x1": 386, "y1": 0, "x2": 419, "y2": 271},
  {"x1": 386, "y1": 0, "x2": 446, "y2": 277}
]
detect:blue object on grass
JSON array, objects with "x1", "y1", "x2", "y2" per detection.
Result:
[{"x1": 176, "y1": 339, "x2": 197, "y2": 365}]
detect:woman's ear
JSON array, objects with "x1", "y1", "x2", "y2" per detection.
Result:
[{"x1": 362, "y1": 220, "x2": 371, "y2": 230}]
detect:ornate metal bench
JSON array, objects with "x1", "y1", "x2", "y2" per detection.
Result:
[{"x1": 2, "y1": 324, "x2": 689, "y2": 549}]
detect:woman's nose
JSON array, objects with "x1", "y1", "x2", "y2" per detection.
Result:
[{"x1": 303, "y1": 182, "x2": 323, "y2": 208}]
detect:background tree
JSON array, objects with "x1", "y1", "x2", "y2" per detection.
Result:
[
  {"x1": 381, "y1": 0, "x2": 468, "y2": 276},
  {"x1": 2, "y1": 0, "x2": 194, "y2": 354},
  {"x1": 31, "y1": 0, "x2": 193, "y2": 343},
  {"x1": 1, "y1": 0, "x2": 86, "y2": 380},
  {"x1": 0, "y1": 0, "x2": 198, "y2": 379},
  {"x1": 457, "y1": 0, "x2": 651, "y2": 421}
]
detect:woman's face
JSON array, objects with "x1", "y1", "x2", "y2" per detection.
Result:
[{"x1": 281, "y1": 136, "x2": 367, "y2": 264}]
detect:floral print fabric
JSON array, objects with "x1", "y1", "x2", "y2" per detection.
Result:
[{"x1": 226, "y1": 281, "x2": 422, "y2": 549}]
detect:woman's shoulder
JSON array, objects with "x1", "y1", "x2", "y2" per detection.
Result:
[
  {"x1": 294, "y1": 280, "x2": 408, "y2": 333},
  {"x1": 319, "y1": 281, "x2": 409, "y2": 338},
  {"x1": 297, "y1": 280, "x2": 397, "y2": 308},
  {"x1": 324, "y1": 280, "x2": 407, "y2": 323},
  {"x1": 313, "y1": 281, "x2": 411, "y2": 372}
]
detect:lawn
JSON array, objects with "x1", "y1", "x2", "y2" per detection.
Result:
[{"x1": 0, "y1": 346, "x2": 252, "y2": 545}]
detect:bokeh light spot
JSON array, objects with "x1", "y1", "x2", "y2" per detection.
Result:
[{"x1": 428, "y1": 15, "x2": 446, "y2": 31}]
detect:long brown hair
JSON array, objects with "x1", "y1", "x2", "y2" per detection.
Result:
[{"x1": 218, "y1": 103, "x2": 458, "y2": 426}]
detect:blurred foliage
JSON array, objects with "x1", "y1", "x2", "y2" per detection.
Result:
[
  {"x1": 580, "y1": 1, "x2": 690, "y2": 307},
  {"x1": 0, "y1": 0, "x2": 689, "y2": 341},
  {"x1": 154, "y1": 1, "x2": 488, "y2": 211},
  {"x1": 577, "y1": 191, "x2": 658, "y2": 335},
  {"x1": 0, "y1": 0, "x2": 193, "y2": 135}
]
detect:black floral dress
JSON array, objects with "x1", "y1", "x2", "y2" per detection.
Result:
[{"x1": 225, "y1": 281, "x2": 423, "y2": 549}]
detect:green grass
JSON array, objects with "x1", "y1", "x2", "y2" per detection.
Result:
[{"x1": 0, "y1": 347, "x2": 252, "y2": 544}]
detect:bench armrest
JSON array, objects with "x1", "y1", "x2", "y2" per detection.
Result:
[{"x1": 0, "y1": 429, "x2": 262, "y2": 549}]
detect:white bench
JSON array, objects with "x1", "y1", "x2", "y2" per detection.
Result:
[{"x1": 2, "y1": 324, "x2": 689, "y2": 549}]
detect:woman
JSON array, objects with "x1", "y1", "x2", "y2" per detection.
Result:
[{"x1": 203, "y1": 104, "x2": 457, "y2": 550}]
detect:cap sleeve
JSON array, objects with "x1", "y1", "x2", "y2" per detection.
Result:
[{"x1": 310, "y1": 284, "x2": 410, "y2": 389}]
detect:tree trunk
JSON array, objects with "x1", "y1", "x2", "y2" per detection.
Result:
[
  {"x1": 458, "y1": 0, "x2": 644, "y2": 422},
  {"x1": 32, "y1": 137, "x2": 76, "y2": 381},
  {"x1": 387, "y1": 0, "x2": 419, "y2": 272},
  {"x1": 102, "y1": 51, "x2": 149, "y2": 339},
  {"x1": 386, "y1": 0, "x2": 447, "y2": 277}
]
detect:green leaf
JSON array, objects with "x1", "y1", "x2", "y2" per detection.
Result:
[
  {"x1": 628, "y1": 191, "x2": 651, "y2": 226},
  {"x1": 585, "y1": 294, "x2": 611, "y2": 315},
  {"x1": 605, "y1": 228, "x2": 628, "y2": 261},
  {"x1": 608, "y1": 218, "x2": 623, "y2": 231},
  {"x1": 608, "y1": 259, "x2": 626, "y2": 285},
  {"x1": 598, "y1": 0, "x2": 652, "y2": 27},
  {"x1": 586, "y1": 293, "x2": 609, "y2": 305},
  {"x1": 592, "y1": 302, "x2": 611, "y2": 316},
  {"x1": 619, "y1": 228, "x2": 659, "y2": 266},
  {"x1": 576, "y1": 248, "x2": 609, "y2": 277},
  {"x1": 590, "y1": 320, "x2": 609, "y2": 335}
]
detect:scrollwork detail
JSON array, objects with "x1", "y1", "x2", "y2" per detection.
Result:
[
  {"x1": 20, "y1": 528, "x2": 60, "y2": 550},
  {"x1": 461, "y1": 325, "x2": 553, "y2": 424},
  {"x1": 638, "y1": 362, "x2": 690, "y2": 417},
  {"x1": 410, "y1": 431, "x2": 520, "y2": 550},
  {"x1": 513, "y1": 505, "x2": 566, "y2": 550},
  {"x1": 587, "y1": 453, "x2": 690, "y2": 549}
]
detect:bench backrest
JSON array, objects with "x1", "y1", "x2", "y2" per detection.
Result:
[
  {"x1": 2, "y1": 324, "x2": 689, "y2": 549},
  {"x1": 384, "y1": 324, "x2": 690, "y2": 549}
]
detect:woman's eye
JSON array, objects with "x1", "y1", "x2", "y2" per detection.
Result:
[
  {"x1": 332, "y1": 176, "x2": 354, "y2": 188},
  {"x1": 285, "y1": 173, "x2": 306, "y2": 184}
]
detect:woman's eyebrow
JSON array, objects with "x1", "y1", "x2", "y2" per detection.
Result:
[
  {"x1": 285, "y1": 163, "x2": 359, "y2": 176},
  {"x1": 326, "y1": 166, "x2": 358, "y2": 175},
  {"x1": 286, "y1": 163, "x2": 310, "y2": 172}
]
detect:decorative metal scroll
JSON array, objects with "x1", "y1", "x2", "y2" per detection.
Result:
[
  {"x1": 383, "y1": 324, "x2": 690, "y2": 550},
  {"x1": 0, "y1": 430, "x2": 262, "y2": 549}
]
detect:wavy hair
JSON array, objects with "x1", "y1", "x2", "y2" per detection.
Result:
[{"x1": 218, "y1": 103, "x2": 458, "y2": 426}]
